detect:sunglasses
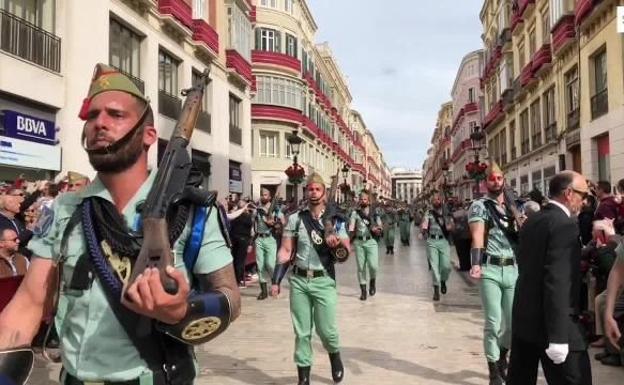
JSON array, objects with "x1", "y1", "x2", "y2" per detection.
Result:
[
  {"x1": 9, "y1": 192, "x2": 24, "y2": 197},
  {"x1": 570, "y1": 187, "x2": 589, "y2": 199}
]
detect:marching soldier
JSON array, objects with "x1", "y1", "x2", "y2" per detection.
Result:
[
  {"x1": 398, "y1": 204, "x2": 412, "y2": 246},
  {"x1": 349, "y1": 190, "x2": 383, "y2": 301},
  {"x1": 382, "y1": 203, "x2": 397, "y2": 255},
  {"x1": 421, "y1": 194, "x2": 452, "y2": 301},
  {"x1": 254, "y1": 187, "x2": 285, "y2": 300},
  {"x1": 270, "y1": 172, "x2": 350, "y2": 385},
  {"x1": 468, "y1": 161, "x2": 519, "y2": 385}
]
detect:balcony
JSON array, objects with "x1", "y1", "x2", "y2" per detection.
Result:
[
  {"x1": 575, "y1": 0, "x2": 595, "y2": 25},
  {"x1": 464, "y1": 102, "x2": 478, "y2": 114},
  {"x1": 544, "y1": 122, "x2": 557, "y2": 143},
  {"x1": 521, "y1": 140, "x2": 530, "y2": 155},
  {"x1": 251, "y1": 104, "x2": 302, "y2": 125},
  {"x1": 520, "y1": 61, "x2": 535, "y2": 87},
  {"x1": 518, "y1": 0, "x2": 535, "y2": 16},
  {"x1": 158, "y1": 0, "x2": 193, "y2": 32},
  {"x1": 252, "y1": 50, "x2": 301, "y2": 74},
  {"x1": 567, "y1": 108, "x2": 579, "y2": 131},
  {"x1": 498, "y1": 28, "x2": 512, "y2": 48},
  {"x1": 531, "y1": 133, "x2": 542, "y2": 150},
  {"x1": 590, "y1": 88, "x2": 608, "y2": 120},
  {"x1": 483, "y1": 100, "x2": 504, "y2": 130},
  {"x1": 229, "y1": 124, "x2": 242, "y2": 145},
  {"x1": 226, "y1": 49, "x2": 253, "y2": 84},
  {"x1": 192, "y1": 19, "x2": 219, "y2": 59},
  {"x1": 158, "y1": 90, "x2": 182, "y2": 120},
  {"x1": 531, "y1": 44, "x2": 552, "y2": 77},
  {"x1": 0, "y1": 9, "x2": 61, "y2": 72},
  {"x1": 551, "y1": 15, "x2": 576, "y2": 55}
]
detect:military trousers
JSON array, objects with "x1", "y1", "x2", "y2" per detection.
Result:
[
  {"x1": 354, "y1": 238, "x2": 379, "y2": 285},
  {"x1": 289, "y1": 274, "x2": 340, "y2": 367},
  {"x1": 383, "y1": 225, "x2": 396, "y2": 247},
  {"x1": 255, "y1": 235, "x2": 277, "y2": 284},
  {"x1": 479, "y1": 262, "x2": 517, "y2": 362},
  {"x1": 399, "y1": 222, "x2": 411, "y2": 243},
  {"x1": 426, "y1": 237, "x2": 451, "y2": 286}
]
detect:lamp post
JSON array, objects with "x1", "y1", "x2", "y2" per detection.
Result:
[
  {"x1": 286, "y1": 130, "x2": 304, "y2": 204},
  {"x1": 341, "y1": 164, "x2": 350, "y2": 203},
  {"x1": 466, "y1": 125, "x2": 487, "y2": 199}
]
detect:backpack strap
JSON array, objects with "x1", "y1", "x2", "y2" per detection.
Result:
[{"x1": 183, "y1": 205, "x2": 212, "y2": 278}]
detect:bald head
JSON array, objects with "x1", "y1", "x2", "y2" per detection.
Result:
[{"x1": 549, "y1": 170, "x2": 588, "y2": 216}]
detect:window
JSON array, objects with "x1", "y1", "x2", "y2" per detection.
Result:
[
  {"x1": 532, "y1": 170, "x2": 543, "y2": 192},
  {"x1": 543, "y1": 166, "x2": 556, "y2": 195},
  {"x1": 500, "y1": 128, "x2": 507, "y2": 165},
  {"x1": 468, "y1": 88, "x2": 474, "y2": 103},
  {"x1": 192, "y1": 69, "x2": 211, "y2": 132},
  {"x1": 541, "y1": 11, "x2": 550, "y2": 44},
  {"x1": 565, "y1": 66, "x2": 579, "y2": 129},
  {"x1": 591, "y1": 48, "x2": 608, "y2": 119},
  {"x1": 520, "y1": 109, "x2": 530, "y2": 155},
  {"x1": 158, "y1": 50, "x2": 179, "y2": 95},
  {"x1": 192, "y1": 0, "x2": 207, "y2": 19},
  {"x1": 520, "y1": 175, "x2": 529, "y2": 194},
  {"x1": 228, "y1": 3, "x2": 252, "y2": 61},
  {"x1": 528, "y1": 27, "x2": 536, "y2": 57},
  {"x1": 509, "y1": 120, "x2": 516, "y2": 160},
  {"x1": 260, "y1": 0, "x2": 276, "y2": 8},
  {"x1": 109, "y1": 19, "x2": 142, "y2": 86},
  {"x1": 597, "y1": 135, "x2": 610, "y2": 182},
  {"x1": 285, "y1": 33, "x2": 297, "y2": 58},
  {"x1": 518, "y1": 41, "x2": 526, "y2": 69},
  {"x1": 256, "y1": 28, "x2": 280, "y2": 52},
  {"x1": 255, "y1": 76, "x2": 303, "y2": 110},
  {"x1": 284, "y1": 0, "x2": 293, "y2": 13},
  {"x1": 229, "y1": 94, "x2": 242, "y2": 145},
  {"x1": 530, "y1": 99, "x2": 541, "y2": 149},
  {"x1": 1, "y1": 0, "x2": 55, "y2": 32},
  {"x1": 259, "y1": 131, "x2": 278, "y2": 157},
  {"x1": 543, "y1": 87, "x2": 556, "y2": 141}
]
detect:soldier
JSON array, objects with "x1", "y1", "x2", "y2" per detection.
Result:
[
  {"x1": 66, "y1": 171, "x2": 90, "y2": 192},
  {"x1": 398, "y1": 204, "x2": 412, "y2": 246},
  {"x1": 382, "y1": 203, "x2": 397, "y2": 255},
  {"x1": 468, "y1": 161, "x2": 519, "y2": 385},
  {"x1": 349, "y1": 190, "x2": 383, "y2": 301},
  {"x1": 421, "y1": 194, "x2": 452, "y2": 301},
  {"x1": 254, "y1": 187, "x2": 285, "y2": 300},
  {"x1": 270, "y1": 172, "x2": 350, "y2": 385},
  {"x1": 0, "y1": 64, "x2": 240, "y2": 385}
]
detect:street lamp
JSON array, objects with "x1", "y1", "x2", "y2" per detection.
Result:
[
  {"x1": 340, "y1": 164, "x2": 350, "y2": 203},
  {"x1": 286, "y1": 130, "x2": 304, "y2": 204},
  {"x1": 466, "y1": 125, "x2": 487, "y2": 198}
]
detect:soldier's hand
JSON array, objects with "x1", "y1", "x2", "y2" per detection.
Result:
[
  {"x1": 605, "y1": 316, "x2": 622, "y2": 350},
  {"x1": 326, "y1": 234, "x2": 340, "y2": 248},
  {"x1": 469, "y1": 265, "x2": 482, "y2": 279},
  {"x1": 265, "y1": 219, "x2": 275, "y2": 226},
  {"x1": 122, "y1": 266, "x2": 190, "y2": 324},
  {"x1": 270, "y1": 284, "x2": 280, "y2": 298}
]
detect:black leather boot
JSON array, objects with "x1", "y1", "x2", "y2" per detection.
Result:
[
  {"x1": 297, "y1": 366, "x2": 310, "y2": 385},
  {"x1": 433, "y1": 286, "x2": 440, "y2": 301},
  {"x1": 441, "y1": 281, "x2": 447, "y2": 295},
  {"x1": 257, "y1": 282, "x2": 268, "y2": 300},
  {"x1": 390, "y1": 246, "x2": 394, "y2": 254},
  {"x1": 369, "y1": 279, "x2": 376, "y2": 296},
  {"x1": 487, "y1": 361, "x2": 504, "y2": 385},
  {"x1": 497, "y1": 347, "x2": 508, "y2": 380},
  {"x1": 329, "y1": 352, "x2": 344, "y2": 383},
  {"x1": 359, "y1": 284, "x2": 367, "y2": 301}
]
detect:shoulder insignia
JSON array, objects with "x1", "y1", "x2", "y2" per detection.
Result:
[{"x1": 33, "y1": 205, "x2": 55, "y2": 237}]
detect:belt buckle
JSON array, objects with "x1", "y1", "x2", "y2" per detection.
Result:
[
  {"x1": 84, "y1": 382, "x2": 105, "y2": 385},
  {"x1": 306, "y1": 269, "x2": 314, "y2": 279}
]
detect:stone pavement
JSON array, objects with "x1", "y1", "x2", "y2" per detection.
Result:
[{"x1": 29, "y1": 231, "x2": 622, "y2": 384}]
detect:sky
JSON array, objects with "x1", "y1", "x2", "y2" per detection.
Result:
[{"x1": 307, "y1": 0, "x2": 484, "y2": 171}]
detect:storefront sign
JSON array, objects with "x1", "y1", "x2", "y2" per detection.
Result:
[
  {"x1": 229, "y1": 163, "x2": 242, "y2": 193},
  {"x1": 2, "y1": 110, "x2": 56, "y2": 145},
  {"x1": 0, "y1": 136, "x2": 61, "y2": 171}
]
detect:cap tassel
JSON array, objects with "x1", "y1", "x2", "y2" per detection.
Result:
[{"x1": 78, "y1": 98, "x2": 91, "y2": 120}]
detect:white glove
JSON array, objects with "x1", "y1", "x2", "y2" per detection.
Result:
[{"x1": 545, "y1": 343, "x2": 569, "y2": 364}]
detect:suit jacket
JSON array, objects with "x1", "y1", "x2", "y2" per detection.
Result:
[{"x1": 512, "y1": 203, "x2": 586, "y2": 351}]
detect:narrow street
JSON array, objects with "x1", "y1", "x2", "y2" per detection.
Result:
[{"x1": 30, "y1": 228, "x2": 622, "y2": 384}]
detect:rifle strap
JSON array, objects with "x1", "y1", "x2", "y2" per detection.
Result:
[
  {"x1": 430, "y1": 210, "x2": 450, "y2": 240},
  {"x1": 299, "y1": 211, "x2": 335, "y2": 280}
]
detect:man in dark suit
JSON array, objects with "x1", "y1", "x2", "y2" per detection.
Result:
[{"x1": 507, "y1": 171, "x2": 592, "y2": 385}]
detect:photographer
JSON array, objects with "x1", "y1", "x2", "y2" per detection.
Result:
[{"x1": 228, "y1": 197, "x2": 255, "y2": 288}]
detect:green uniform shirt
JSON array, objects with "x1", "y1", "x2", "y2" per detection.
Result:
[
  {"x1": 424, "y1": 210, "x2": 446, "y2": 237},
  {"x1": 283, "y1": 209, "x2": 348, "y2": 271},
  {"x1": 28, "y1": 170, "x2": 232, "y2": 382},
  {"x1": 468, "y1": 197, "x2": 515, "y2": 258},
  {"x1": 256, "y1": 204, "x2": 284, "y2": 234},
  {"x1": 349, "y1": 209, "x2": 382, "y2": 238},
  {"x1": 382, "y1": 211, "x2": 397, "y2": 225}
]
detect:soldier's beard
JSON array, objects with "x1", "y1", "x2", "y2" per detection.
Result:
[
  {"x1": 487, "y1": 186, "x2": 503, "y2": 196},
  {"x1": 88, "y1": 127, "x2": 144, "y2": 173}
]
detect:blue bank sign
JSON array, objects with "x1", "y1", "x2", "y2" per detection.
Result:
[{"x1": 2, "y1": 110, "x2": 56, "y2": 145}]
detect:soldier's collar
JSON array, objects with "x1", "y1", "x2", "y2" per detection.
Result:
[{"x1": 78, "y1": 169, "x2": 157, "y2": 212}]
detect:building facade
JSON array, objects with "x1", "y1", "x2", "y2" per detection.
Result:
[
  {"x1": 449, "y1": 49, "x2": 484, "y2": 200},
  {"x1": 0, "y1": 0, "x2": 254, "y2": 197},
  {"x1": 250, "y1": 0, "x2": 388, "y2": 200},
  {"x1": 391, "y1": 168, "x2": 422, "y2": 204}
]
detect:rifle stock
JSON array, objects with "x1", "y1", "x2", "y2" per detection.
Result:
[
  {"x1": 128, "y1": 68, "x2": 211, "y2": 295},
  {"x1": 323, "y1": 170, "x2": 349, "y2": 262}
]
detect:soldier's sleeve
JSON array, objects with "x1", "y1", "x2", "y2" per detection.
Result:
[
  {"x1": 337, "y1": 221, "x2": 349, "y2": 240},
  {"x1": 186, "y1": 206, "x2": 233, "y2": 275},
  {"x1": 468, "y1": 200, "x2": 487, "y2": 224},
  {"x1": 348, "y1": 210, "x2": 357, "y2": 228},
  {"x1": 283, "y1": 213, "x2": 297, "y2": 238},
  {"x1": 615, "y1": 241, "x2": 624, "y2": 265},
  {"x1": 27, "y1": 195, "x2": 71, "y2": 262}
]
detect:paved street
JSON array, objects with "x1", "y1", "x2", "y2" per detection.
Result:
[{"x1": 30, "y1": 229, "x2": 622, "y2": 384}]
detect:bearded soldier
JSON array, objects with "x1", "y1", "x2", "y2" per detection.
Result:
[
  {"x1": 421, "y1": 194, "x2": 453, "y2": 301},
  {"x1": 271, "y1": 173, "x2": 350, "y2": 385},
  {"x1": 254, "y1": 187, "x2": 285, "y2": 300},
  {"x1": 0, "y1": 64, "x2": 240, "y2": 385},
  {"x1": 349, "y1": 190, "x2": 383, "y2": 301},
  {"x1": 468, "y1": 161, "x2": 520, "y2": 385}
]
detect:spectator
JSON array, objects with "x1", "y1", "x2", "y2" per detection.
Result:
[
  {"x1": 594, "y1": 180, "x2": 620, "y2": 222},
  {"x1": 0, "y1": 194, "x2": 31, "y2": 249},
  {"x1": 523, "y1": 200, "x2": 541, "y2": 218},
  {"x1": 0, "y1": 227, "x2": 29, "y2": 278},
  {"x1": 229, "y1": 199, "x2": 255, "y2": 288},
  {"x1": 451, "y1": 201, "x2": 471, "y2": 271},
  {"x1": 579, "y1": 195, "x2": 597, "y2": 246}
]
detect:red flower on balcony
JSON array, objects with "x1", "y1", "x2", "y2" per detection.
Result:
[
  {"x1": 285, "y1": 164, "x2": 306, "y2": 185},
  {"x1": 465, "y1": 162, "x2": 488, "y2": 181}
]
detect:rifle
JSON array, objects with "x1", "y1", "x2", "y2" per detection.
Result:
[
  {"x1": 128, "y1": 69, "x2": 211, "y2": 295},
  {"x1": 503, "y1": 185, "x2": 525, "y2": 228},
  {"x1": 268, "y1": 191, "x2": 283, "y2": 237},
  {"x1": 323, "y1": 170, "x2": 350, "y2": 263},
  {"x1": 368, "y1": 191, "x2": 383, "y2": 239}
]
